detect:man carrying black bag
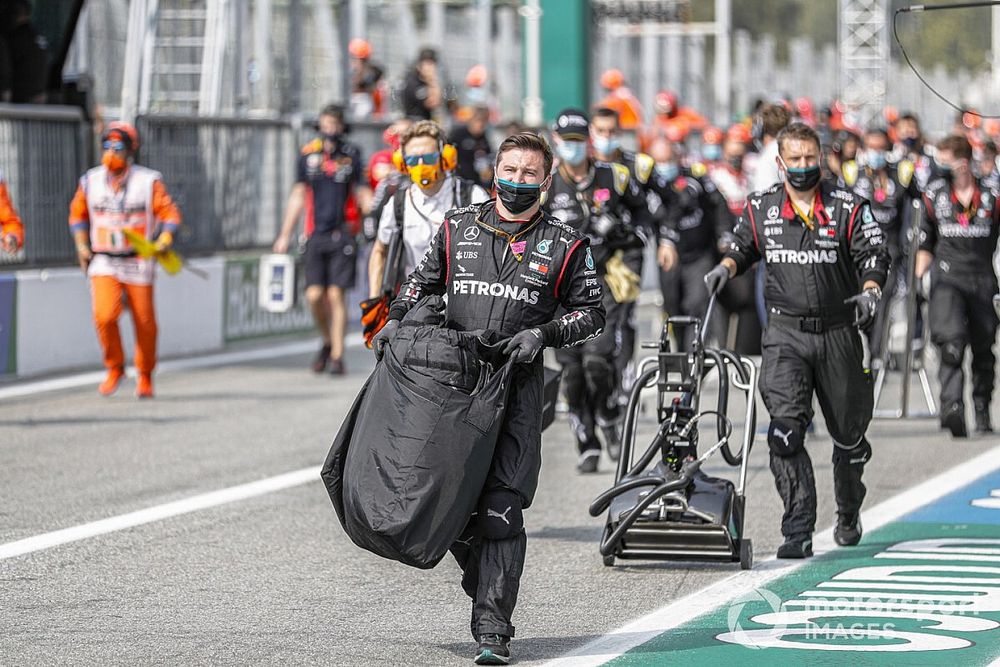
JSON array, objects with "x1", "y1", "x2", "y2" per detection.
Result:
[{"x1": 371, "y1": 132, "x2": 606, "y2": 665}]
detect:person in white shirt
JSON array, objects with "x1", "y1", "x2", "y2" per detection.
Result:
[
  {"x1": 368, "y1": 120, "x2": 489, "y2": 297},
  {"x1": 749, "y1": 103, "x2": 792, "y2": 192}
]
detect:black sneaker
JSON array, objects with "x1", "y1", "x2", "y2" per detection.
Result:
[
  {"x1": 834, "y1": 513, "x2": 863, "y2": 546},
  {"x1": 577, "y1": 449, "x2": 600, "y2": 474},
  {"x1": 942, "y1": 403, "x2": 968, "y2": 438},
  {"x1": 776, "y1": 534, "x2": 813, "y2": 559},
  {"x1": 329, "y1": 358, "x2": 346, "y2": 376},
  {"x1": 311, "y1": 343, "x2": 332, "y2": 373},
  {"x1": 975, "y1": 401, "x2": 993, "y2": 434},
  {"x1": 475, "y1": 634, "x2": 510, "y2": 665}
]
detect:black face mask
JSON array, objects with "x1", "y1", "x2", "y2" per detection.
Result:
[
  {"x1": 937, "y1": 163, "x2": 953, "y2": 184},
  {"x1": 902, "y1": 136, "x2": 918, "y2": 150},
  {"x1": 727, "y1": 155, "x2": 744, "y2": 171},
  {"x1": 322, "y1": 132, "x2": 341, "y2": 146},
  {"x1": 785, "y1": 165, "x2": 822, "y2": 192},
  {"x1": 496, "y1": 178, "x2": 543, "y2": 215}
]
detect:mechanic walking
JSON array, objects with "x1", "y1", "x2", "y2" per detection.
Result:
[
  {"x1": 916, "y1": 134, "x2": 1000, "y2": 438},
  {"x1": 273, "y1": 104, "x2": 372, "y2": 375},
  {"x1": 704, "y1": 123, "x2": 889, "y2": 558},
  {"x1": 544, "y1": 108, "x2": 651, "y2": 473},
  {"x1": 372, "y1": 132, "x2": 605, "y2": 664},
  {"x1": 68, "y1": 122, "x2": 182, "y2": 398}
]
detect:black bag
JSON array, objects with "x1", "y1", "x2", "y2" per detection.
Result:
[
  {"x1": 541, "y1": 366, "x2": 562, "y2": 432},
  {"x1": 320, "y1": 314, "x2": 515, "y2": 569}
]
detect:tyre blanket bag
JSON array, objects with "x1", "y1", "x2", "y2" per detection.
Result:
[{"x1": 321, "y1": 315, "x2": 514, "y2": 569}]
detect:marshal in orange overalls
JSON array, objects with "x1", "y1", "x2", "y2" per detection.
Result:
[
  {"x1": 0, "y1": 170, "x2": 24, "y2": 254},
  {"x1": 68, "y1": 122, "x2": 181, "y2": 398}
]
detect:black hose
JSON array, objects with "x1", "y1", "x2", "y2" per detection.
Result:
[
  {"x1": 588, "y1": 476, "x2": 666, "y2": 517},
  {"x1": 719, "y1": 349, "x2": 754, "y2": 465},
  {"x1": 704, "y1": 348, "x2": 729, "y2": 446},
  {"x1": 616, "y1": 365, "x2": 659, "y2": 480}
]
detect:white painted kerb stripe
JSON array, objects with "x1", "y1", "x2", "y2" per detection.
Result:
[
  {"x1": 541, "y1": 443, "x2": 1000, "y2": 667},
  {"x1": 0, "y1": 466, "x2": 321, "y2": 560}
]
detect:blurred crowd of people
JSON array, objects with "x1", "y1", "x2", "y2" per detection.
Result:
[{"x1": 0, "y1": 0, "x2": 48, "y2": 104}]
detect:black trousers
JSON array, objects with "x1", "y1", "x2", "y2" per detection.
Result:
[
  {"x1": 659, "y1": 252, "x2": 720, "y2": 349},
  {"x1": 759, "y1": 321, "x2": 874, "y2": 537},
  {"x1": 929, "y1": 272, "x2": 999, "y2": 411},
  {"x1": 449, "y1": 362, "x2": 542, "y2": 639},
  {"x1": 557, "y1": 292, "x2": 622, "y2": 454}
]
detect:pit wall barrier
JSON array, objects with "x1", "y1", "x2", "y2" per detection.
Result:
[{"x1": 3, "y1": 252, "x2": 336, "y2": 379}]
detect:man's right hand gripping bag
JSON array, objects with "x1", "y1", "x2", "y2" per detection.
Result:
[{"x1": 320, "y1": 305, "x2": 514, "y2": 569}]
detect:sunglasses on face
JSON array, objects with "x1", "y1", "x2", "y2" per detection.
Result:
[
  {"x1": 403, "y1": 152, "x2": 440, "y2": 167},
  {"x1": 103, "y1": 140, "x2": 127, "y2": 152}
]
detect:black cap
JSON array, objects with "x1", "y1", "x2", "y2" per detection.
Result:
[{"x1": 553, "y1": 108, "x2": 589, "y2": 141}]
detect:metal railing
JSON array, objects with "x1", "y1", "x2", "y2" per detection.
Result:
[
  {"x1": 0, "y1": 104, "x2": 90, "y2": 267},
  {"x1": 137, "y1": 114, "x2": 297, "y2": 254}
]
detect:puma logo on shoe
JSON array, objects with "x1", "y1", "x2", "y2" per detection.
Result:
[
  {"x1": 487, "y1": 507, "x2": 512, "y2": 525},
  {"x1": 773, "y1": 428, "x2": 793, "y2": 449}
]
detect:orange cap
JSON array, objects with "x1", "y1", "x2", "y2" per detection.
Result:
[
  {"x1": 348, "y1": 38, "x2": 372, "y2": 59},
  {"x1": 654, "y1": 90, "x2": 678, "y2": 115},
  {"x1": 702, "y1": 126, "x2": 723, "y2": 145},
  {"x1": 726, "y1": 123, "x2": 751, "y2": 143},
  {"x1": 466, "y1": 64, "x2": 488, "y2": 88},
  {"x1": 104, "y1": 121, "x2": 139, "y2": 151},
  {"x1": 600, "y1": 69, "x2": 625, "y2": 91}
]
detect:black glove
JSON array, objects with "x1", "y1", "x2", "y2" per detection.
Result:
[
  {"x1": 844, "y1": 287, "x2": 881, "y2": 330},
  {"x1": 502, "y1": 328, "x2": 544, "y2": 363},
  {"x1": 372, "y1": 319, "x2": 399, "y2": 360},
  {"x1": 704, "y1": 264, "x2": 731, "y2": 295}
]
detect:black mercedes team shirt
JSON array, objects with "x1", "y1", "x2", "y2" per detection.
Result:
[
  {"x1": 920, "y1": 176, "x2": 1000, "y2": 279},
  {"x1": 726, "y1": 180, "x2": 890, "y2": 318},
  {"x1": 388, "y1": 200, "x2": 605, "y2": 347}
]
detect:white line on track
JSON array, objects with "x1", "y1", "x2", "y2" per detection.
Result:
[
  {"x1": 0, "y1": 466, "x2": 321, "y2": 560},
  {"x1": 0, "y1": 338, "x2": 365, "y2": 401},
  {"x1": 541, "y1": 442, "x2": 1000, "y2": 667}
]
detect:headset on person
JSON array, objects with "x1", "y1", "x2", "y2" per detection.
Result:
[{"x1": 391, "y1": 137, "x2": 458, "y2": 174}]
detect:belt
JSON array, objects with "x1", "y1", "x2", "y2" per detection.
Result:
[
  {"x1": 95, "y1": 250, "x2": 138, "y2": 258},
  {"x1": 769, "y1": 310, "x2": 854, "y2": 333}
]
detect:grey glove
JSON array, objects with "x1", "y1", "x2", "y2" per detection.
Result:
[
  {"x1": 844, "y1": 287, "x2": 881, "y2": 330},
  {"x1": 502, "y1": 328, "x2": 544, "y2": 363},
  {"x1": 704, "y1": 264, "x2": 731, "y2": 295},
  {"x1": 372, "y1": 319, "x2": 399, "y2": 360}
]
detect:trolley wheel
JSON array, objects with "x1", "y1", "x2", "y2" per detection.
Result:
[
  {"x1": 601, "y1": 525, "x2": 616, "y2": 567},
  {"x1": 739, "y1": 539, "x2": 753, "y2": 570}
]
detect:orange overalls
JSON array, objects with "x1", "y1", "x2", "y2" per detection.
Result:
[
  {"x1": 0, "y1": 176, "x2": 24, "y2": 250},
  {"x1": 68, "y1": 165, "x2": 181, "y2": 375}
]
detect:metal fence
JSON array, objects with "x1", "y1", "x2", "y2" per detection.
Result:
[
  {"x1": 136, "y1": 115, "x2": 297, "y2": 253},
  {"x1": 0, "y1": 104, "x2": 90, "y2": 267},
  {"x1": 1, "y1": 109, "x2": 414, "y2": 269}
]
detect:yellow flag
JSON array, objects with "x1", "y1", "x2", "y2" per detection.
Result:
[{"x1": 121, "y1": 229, "x2": 183, "y2": 275}]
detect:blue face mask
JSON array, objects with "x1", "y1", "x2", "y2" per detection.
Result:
[
  {"x1": 654, "y1": 163, "x2": 679, "y2": 181},
  {"x1": 702, "y1": 144, "x2": 722, "y2": 161},
  {"x1": 592, "y1": 136, "x2": 620, "y2": 156},
  {"x1": 865, "y1": 150, "x2": 887, "y2": 170},
  {"x1": 556, "y1": 140, "x2": 588, "y2": 166}
]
